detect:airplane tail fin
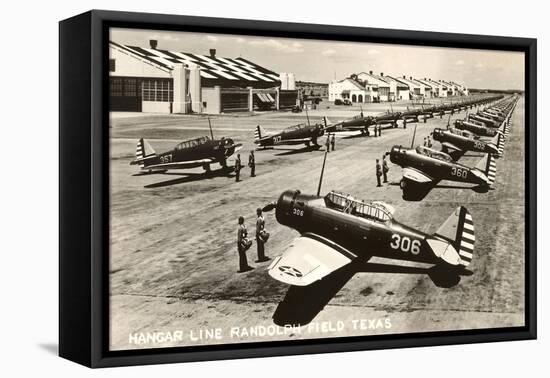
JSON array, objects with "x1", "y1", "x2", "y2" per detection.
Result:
[
  {"x1": 135, "y1": 138, "x2": 156, "y2": 168},
  {"x1": 474, "y1": 153, "x2": 496, "y2": 186},
  {"x1": 323, "y1": 116, "x2": 329, "y2": 128},
  {"x1": 254, "y1": 125, "x2": 267, "y2": 143},
  {"x1": 429, "y1": 206, "x2": 474, "y2": 267},
  {"x1": 495, "y1": 132, "x2": 504, "y2": 155}
]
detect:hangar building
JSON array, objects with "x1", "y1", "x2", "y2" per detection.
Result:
[{"x1": 109, "y1": 40, "x2": 298, "y2": 114}]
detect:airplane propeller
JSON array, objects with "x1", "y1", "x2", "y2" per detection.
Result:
[
  {"x1": 208, "y1": 117, "x2": 215, "y2": 140},
  {"x1": 262, "y1": 144, "x2": 329, "y2": 213},
  {"x1": 262, "y1": 201, "x2": 277, "y2": 212}
]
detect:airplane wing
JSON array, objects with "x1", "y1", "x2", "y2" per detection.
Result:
[
  {"x1": 441, "y1": 142, "x2": 462, "y2": 153},
  {"x1": 268, "y1": 233, "x2": 356, "y2": 286},
  {"x1": 403, "y1": 167, "x2": 434, "y2": 184},
  {"x1": 273, "y1": 138, "x2": 313, "y2": 145},
  {"x1": 441, "y1": 142, "x2": 465, "y2": 160},
  {"x1": 143, "y1": 158, "x2": 214, "y2": 170}
]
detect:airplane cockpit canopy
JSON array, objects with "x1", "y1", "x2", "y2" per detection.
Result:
[
  {"x1": 415, "y1": 146, "x2": 453, "y2": 162},
  {"x1": 324, "y1": 191, "x2": 394, "y2": 222},
  {"x1": 175, "y1": 136, "x2": 210, "y2": 150},
  {"x1": 285, "y1": 123, "x2": 306, "y2": 131},
  {"x1": 449, "y1": 128, "x2": 473, "y2": 138}
]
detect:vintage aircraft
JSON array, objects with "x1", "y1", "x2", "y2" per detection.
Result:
[
  {"x1": 130, "y1": 120, "x2": 242, "y2": 173},
  {"x1": 432, "y1": 127, "x2": 502, "y2": 160},
  {"x1": 322, "y1": 108, "x2": 376, "y2": 135},
  {"x1": 468, "y1": 113, "x2": 500, "y2": 128},
  {"x1": 323, "y1": 105, "x2": 404, "y2": 134},
  {"x1": 454, "y1": 119, "x2": 502, "y2": 138},
  {"x1": 261, "y1": 159, "x2": 475, "y2": 287},
  {"x1": 254, "y1": 122, "x2": 325, "y2": 148},
  {"x1": 389, "y1": 144, "x2": 496, "y2": 200},
  {"x1": 401, "y1": 107, "x2": 428, "y2": 125}
]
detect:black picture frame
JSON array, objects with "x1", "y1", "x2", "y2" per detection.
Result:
[{"x1": 59, "y1": 9, "x2": 537, "y2": 368}]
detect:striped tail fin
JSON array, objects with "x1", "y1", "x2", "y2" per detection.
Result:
[
  {"x1": 496, "y1": 132, "x2": 504, "y2": 155},
  {"x1": 254, "y1": 125, "x2": 267, "y2": 143},
  {"x1": 474, "y1": 153, "x2": 496, "y2": 187},
  {"x1": 484, "y1": 154, "x2": 497, "y2": 186},
  {"x1": 433, "y1": 206, "x2": 474, "y2": 267},
  {"x1": 135, "y1": 138, "x2": 156, "y2": 168}
]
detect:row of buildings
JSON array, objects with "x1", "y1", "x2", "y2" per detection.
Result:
[
  {"x1": 328, "y1": 71, "x2": 469, "y2": 103},
  {"x1": 109, "y1": 40, "x2": 469, "y2": 114}
]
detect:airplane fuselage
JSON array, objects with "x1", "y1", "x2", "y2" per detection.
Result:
[
  {"x1": 389, "y1": 146, "x2": 488, "y2": 186},
  {"x1": 274, "y1": 190, "x2": 440, "y2": 265},
  {"x1": 455, "y1": 120, "x2": 499, "y2": 137},
  {"x1": 256, "y1": 125, "x2": 324, "y2": 147},
  {"x1": 432, "y1": 128, "x2": 499, "y2": 156}
]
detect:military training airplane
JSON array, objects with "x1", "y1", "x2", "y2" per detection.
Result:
[
  {"x1": 432, "y1": 127, "x2": 502, "y2": 160},
  {"x1": 454, "y1": 119, "x2": 502, "y2": 138},
  {"x1": 389, "y1": 144, "x2": 496, "y2": 200},
  {"x1": 254, "y1": 122, "x2": 325, "y2": 148},
  {"x1": 130, "y1": 120, "x2": 242, "y2": 174},
  {"x1": 322, "y1": 108, "x2": 376, "y2": 135},
  {"x1": 261, "y1": 153, "x2": 475, "y2": 288}
]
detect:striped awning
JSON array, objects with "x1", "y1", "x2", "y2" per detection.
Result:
[
  {"x1": 255, "y1": 93, "x2": 275, "y2": 103},
  {"x1": 110, "y1": 41, "x2": 281, "y2": 88}
]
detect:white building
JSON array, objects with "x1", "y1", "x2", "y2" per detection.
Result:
[
  {"x1": 393, "y1": 76, "x2": 424, "y2": 99},
  {"x1": 383, "y1": 75, "x2": 410, "y2": 101},
  {"x1": 425, "y1": 79, "x2": 447, "y2": 97},
  {"x1": 329, "y1": 78, "x2": 371, "y2": 103},
  {"x1": 356, "y1": 71, "x2": 392, "y2": 102},
  {"x1": 415, "y1": 78, "x2": 436, "y2": 98}
]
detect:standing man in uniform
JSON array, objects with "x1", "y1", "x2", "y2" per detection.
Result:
[
  {"x1": 325, "y1": 134, "x2": 331, "y2": 152},
  {"x1": 330, "y1": 134, "x2": 336, "y2": 152},
  {"x1": 427, "y1": 135, "x2": 433, "y2": 148},
  {"x1": 255, "y1": 208, "x2": 270, "y2": 262},
  {"x1": 235, "y1": 153, "x2": 242, "y2": 182},
  {"x1": 376, "y1": 159, "x2": 382, "y2": 187},
  {"x1": 237, "y1": 216, "x2": 252, "y2": 273},
  {"x1": 382, "y1": 154, "x2": 389, "y2": 183},
  {"x1": 379, "y1": 124, "x2": 383, "y2": 137},
  {"x1": 248, "y1": 150, "x2": 256, "y2": 177}
]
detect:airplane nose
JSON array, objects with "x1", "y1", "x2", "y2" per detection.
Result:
[
  {"x1": 389, "y1": 146, "x2": 401, "y2": 163},
  {"x1": 275, "y1": 190, "x2": 300, "y2": 226}
]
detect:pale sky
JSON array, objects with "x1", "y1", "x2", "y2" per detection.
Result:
[{"x1": 111, "y1": 28, "x2": 525, "y2": 91}]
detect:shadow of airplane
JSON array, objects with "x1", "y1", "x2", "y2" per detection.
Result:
[
  {"x1": 144, "y1": 167, "x2": 234, "y2": 188},
  {"x1": 342, "y1": 133, "x2": 369, "y2": 140},
  {"x1": 273, "y1": 259, "x2": 471, "y2": 327},
  {"x1": 389, "y1": 180, "x2": 490, "y2": 201},
  {"x1": 275, "y1": 145, "x2": 324, "y2": 156}
]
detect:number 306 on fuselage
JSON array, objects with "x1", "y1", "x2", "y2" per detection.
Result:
[{"x1": 264, "y1": 190, "x2": 474, "y2": 287}]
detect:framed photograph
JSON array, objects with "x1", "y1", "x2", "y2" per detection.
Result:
[{"x1": 59, "y1": 10, "x2": 536, "y2": 368}]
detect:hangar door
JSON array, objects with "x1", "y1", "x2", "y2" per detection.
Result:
[{"x1": 110, "y1": 77, "x2": 142, "y2": 112}]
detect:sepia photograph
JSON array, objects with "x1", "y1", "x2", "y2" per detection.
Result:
[{"x1": 108, "y1": 27, "x2": 525, "y2": 351}]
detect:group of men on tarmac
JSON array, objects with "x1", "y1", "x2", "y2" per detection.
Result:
[
  {"x1": 234, "y1": 151, "x2": 256, "y2": 182},
  {"x1": 235, "y1": 135, "x2": 341, "y2": 272},
  {"x1": 325, "y1": 134, "x2": 336, "y2": 152},
  {"x1": 236, "y1": 208, "x2": 270, "y2": 273},
  {"x1": 372, "y1": 124, "x2": 383, "y2": 137}
]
